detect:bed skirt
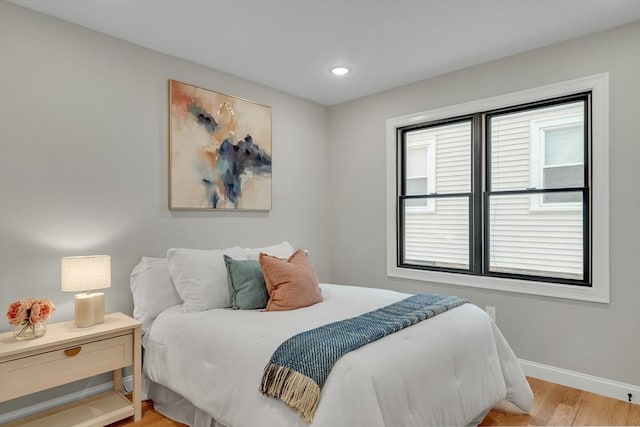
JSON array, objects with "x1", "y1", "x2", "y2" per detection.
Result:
[
  {"x1": 147, "y1": 379, "x2": 227, "y2": 427},
  {"x1": 146, "y1": 377, "x2": 493, "y2": 427}
]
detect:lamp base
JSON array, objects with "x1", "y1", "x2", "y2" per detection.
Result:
[
  {"x1": 93, "y1": 292, "x2": 105, "y2": 324},
  {"x1": 74, "y1": 294, "x2": 95, "y2": 328},
  {"x1": 73, "y1": 292, "x2": 107, "y2": 328}
]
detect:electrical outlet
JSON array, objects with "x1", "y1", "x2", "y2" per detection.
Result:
[{"x1": 485, "y1": 306, "x2": 496, "y2": 322}]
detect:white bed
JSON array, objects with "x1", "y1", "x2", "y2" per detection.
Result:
[{"x1": 142, "y1": 283, "x2": 533, "y2": 427}]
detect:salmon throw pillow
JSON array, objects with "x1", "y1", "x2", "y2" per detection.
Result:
[{"x1": 259, "y1": 249, "x2": 323, "y2": 311}]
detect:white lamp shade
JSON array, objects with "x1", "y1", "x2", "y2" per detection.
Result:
[{"x1": 61, "y1": 255, "x2": 111, "y2": 292}]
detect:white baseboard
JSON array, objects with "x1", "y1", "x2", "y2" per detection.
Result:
[
  {"x1": 0, "y1": 375, "x2": 134, "y2": 424},
  {"x1": 519, "y1": 358, "x2": 640, "y2": 405}
]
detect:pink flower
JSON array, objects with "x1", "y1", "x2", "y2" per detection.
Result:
[
  {"x1": 6, "y1": 298, "x2": 56, "y2": 327},
  {"x1": 6, "y1": 300, "x2": 29, "y2": 326},
  {"x1": 30, "y1": 299, "x2": 55, "y2": 323}
]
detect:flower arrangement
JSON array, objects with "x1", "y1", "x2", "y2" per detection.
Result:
[{"x1": 6, "y1": 298, "x2": 55, "y2": 339}]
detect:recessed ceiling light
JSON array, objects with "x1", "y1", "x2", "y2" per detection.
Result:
[{"x1": 330, "y1": 66, "x2": 350, "y2": 76}]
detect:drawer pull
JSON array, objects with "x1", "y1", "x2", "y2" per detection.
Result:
[{"x1": 64, "y1": 347, "x2": 82, "y2": 357}]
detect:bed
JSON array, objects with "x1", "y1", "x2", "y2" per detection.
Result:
[{"x1": 131, "y1": 244, "x2": 533, "y2": 427}]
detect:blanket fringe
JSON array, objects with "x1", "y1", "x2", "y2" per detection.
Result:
[{"x1": 260, "y1": 362, "x2": 320, "y2": 422}]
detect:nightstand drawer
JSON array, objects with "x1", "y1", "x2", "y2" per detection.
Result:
[{"x1": 0, "y1": 334, "x2": 132, "y2": 401}]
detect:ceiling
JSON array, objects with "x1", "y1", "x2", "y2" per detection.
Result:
[{"x1": 10, "y1": 0, "x2": 640, "y2": 106}]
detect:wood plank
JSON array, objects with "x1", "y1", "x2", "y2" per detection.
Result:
[
  {"x1": 108, "y1": 400, "x2": 186, "y2": 427},
  {"x1": 482, "y1": 377, "x2": 640, "y2": 426},
  {"x1": 5, "y1": 391, "x2": 133, "y2": 427},
  {"x1": 132, "y1": 328, "x2": 142, "y2": 421}
]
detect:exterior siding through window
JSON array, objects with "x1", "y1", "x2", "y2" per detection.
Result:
[
  {"x1": 399, "y1": 95, "x2": 589, "y2": 285},
  {"x1": 488, "y1": 102, "x2": 584, "y2": 279},
  {"x1": 403, "y1": 121, "x2": 471, "y2": 269}
]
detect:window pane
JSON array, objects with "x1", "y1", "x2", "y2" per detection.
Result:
[
  {"x1": 404, "y1": 121, "x2": 471, "y2": 194},
  {"x1": 403, "y1": 197, "x2": 469, "y2": 269},
  {"x1": 406, "y1": 177, "x2": 428, "y2": 196},
  {"x1": 406, "y1": 144, "x2": 428, "y2": 178},
  {"x1": 406, "y1": 178, "x2": 432, "y2": 210},
  {"x1": 543, "y1": 191, "x2": 582, "y2": 204},
  {"x1": 545, "y1": 126, "x2": 583, "y2": 165},
  {"x1": 488, "y1": 192, "x2": 583, "y2": 280},
  {"x1": 406, "y1": 198, "x2": 430, "y2": 209},
  {"x1": 490, "y1": 101, "x2": 584, "y2": 191},
  {"x1": 543, "y1": 164, "x2": 583, "y2": 193}
]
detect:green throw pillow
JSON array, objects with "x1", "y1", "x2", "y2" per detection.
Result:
[{"x1": 224, "y1": 255, "x2": 269, "y2": 310}]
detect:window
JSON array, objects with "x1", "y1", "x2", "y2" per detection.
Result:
[
  {"x1": 530, "y1": 111, "x2": 584, "y2": 210},
  {"x1": 386, "y1": 74, "x2": 609, "y2": 303},
  {"x1": 404, "y1": 132, "x2": 436, "y2": 213},
  {"x1": 401, "y1": 120, "x2": 470, "y2": 269},
  {"x1": 487, "y1": 97, "x2": 588, "y2": 282}
]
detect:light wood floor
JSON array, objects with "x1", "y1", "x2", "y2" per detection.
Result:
[
  {"x1": 480, "y1": 377, "x2": 640, "y2": 426},
  {"x1": 110, "y1": 377, "x2": 640, "y2": 426}
]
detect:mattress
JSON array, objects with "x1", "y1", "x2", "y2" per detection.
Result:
[{"x1": 144, "y1": 283, "x2": 532, "y2": 426}]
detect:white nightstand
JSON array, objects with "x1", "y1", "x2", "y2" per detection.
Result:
[{"x1": 0, "y1": 312, "x2": 142, "y2": 426}]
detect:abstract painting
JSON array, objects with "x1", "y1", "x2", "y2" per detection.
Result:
[{"x1": 169, "y1": 80, "x2": 272, "y2": 210}]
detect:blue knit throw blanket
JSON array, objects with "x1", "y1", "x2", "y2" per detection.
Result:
[{"x1": 259, "y1": 293, "x2": 467, "y2": 421}]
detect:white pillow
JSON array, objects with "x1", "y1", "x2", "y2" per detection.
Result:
[
  {"x1": 130, "y1": 257, "x2": 182, "y2": 336},
  {"x1": 167, "y1": 246, "x2": 246, "y2": 312},
  {"x1": 245, "y1": 241, "x2": 295, "y2": 260}
]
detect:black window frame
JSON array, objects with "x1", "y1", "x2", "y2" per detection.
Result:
[{"x1": 397, "y1": 92, "x2": 592, "y2": 287}]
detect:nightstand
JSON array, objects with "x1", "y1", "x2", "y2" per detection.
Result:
[{"x1": 0, "y1": 312, "x2": 142, "y2": 426}]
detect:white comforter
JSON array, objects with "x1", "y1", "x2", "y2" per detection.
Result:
[{"x1": 144, "y1": 284, "x2": 533, "y2": 427}]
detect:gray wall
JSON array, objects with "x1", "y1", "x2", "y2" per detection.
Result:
[
  {"x1": 0, "y1": 2, "x2": 331, "y2": 412},
  {"x1": 0, "y1": 1, "x2": 331, "y2": 329},
  {"x1": 328, "y1": 21, "x2": 640, "y2": 385}
]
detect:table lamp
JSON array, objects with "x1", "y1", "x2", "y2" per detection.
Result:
[{"x1": 61, "y1": 255, "x2": 111, "y2": 328}]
